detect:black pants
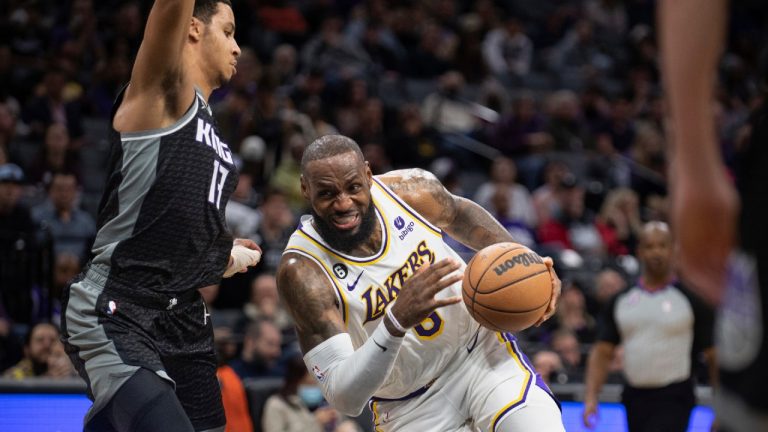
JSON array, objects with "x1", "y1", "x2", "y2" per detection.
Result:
[{"x1": 622, "y1": 379, "x2": 695, "y2": 432}]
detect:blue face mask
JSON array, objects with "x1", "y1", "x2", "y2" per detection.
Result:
[{"x1": 298, "y1": 385, "x2": 324, "y2": 408}]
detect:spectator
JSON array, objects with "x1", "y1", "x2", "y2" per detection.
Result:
[
  {"x1": 482, "y1": 16, "x2": 533, "y2": 80},
  {"x1": 243, "y1": 273, "x2": 293, "y2": 333},
  {"x1": 254, "y1": 188, "x2": 297, "y2": 274},
  {"x1": 31, "y1": 171, "x2": 96, "y2": 261},
  {"x1": 595, "y1": 187, "x2": 642, "y2": 257},
  {"x1": 27, "y1": 123, "x2": 82, "y2": 188},
  {"x1": 230, "y1": 318, "x2": 284, "y2": 380},
  {"x1": 45, "y1": 338, "x2": 77, "y2": 379},
  {"x1": 262, "y1": 353, "x2": 360, "y2": 432},
  {"x1": 553, "y1": 283, "x2": 597, "y2": 343},
  {"x1": 532, "y1": 159, "x2": 572, "y2": 225},
  {"x1": 490, "y1": 92, "x2": 550, "y2": 159},
  {"x1": 589, "y1": 267, "x2": 628, "y2": 316},
  {"x1": 537, "y1": 174, "x2": 604, "y2": 258},
  {"x1": 533, "y1": 350, "x2": 566, "y2": 386},
  {"x1": 420, "y1": 70, "x2": 477, "y2": 134},
  {"x1": 3, "y1": 323, "x2": 59, "y2": 379},
  {"x1": 270, "y1": 132, "x2": 307, "y2": 215},
  {"x1": 0, "y1": 163, "x2": 38, "y2": 323},
  {"x1": 551, "y1": 328, "x2": 585, "y2": 382},
  {"x1": 21, "y1": 66, "x2": 84, "y2": 146},
  {"x1": 473, "y1": 156, "x2": 537, "y2": 228},
  {"x1": 487, "y1": 186, "x2": 536, "y2": 248},
  {"x1": 226, "y1": 172, "x2": 261, "y2": 239},
  {"x1": 583, "y1": 222, "x2": 717, "y2": 431}
]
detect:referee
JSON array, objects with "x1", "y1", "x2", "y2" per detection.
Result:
[{"x1": 582, "y1": 222, "x2": 717, "y2": 432}]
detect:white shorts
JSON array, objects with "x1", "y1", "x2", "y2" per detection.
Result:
[{"x1": 368, "y1": 328, "x2": 565, "y2": 432}]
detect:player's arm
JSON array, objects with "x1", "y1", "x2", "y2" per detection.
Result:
[
  {"x1": 380, "y1": 168, "x2": 561, "y2": 324},
  {"x1": 277, "y1": 252, "x2": 461, "y2": 416},
  {"x1": 659, "y1": 0, "x2": 737, "y2": 305},
  {"x1": 116, "y1": 0, "x2": 196, "y2": 131},
  {"x1": 582, "y1": 341, "x2": 617, "y2": 428},
  {"x1": 380, "y1": 168, "x2": 513, "y2": 251}
]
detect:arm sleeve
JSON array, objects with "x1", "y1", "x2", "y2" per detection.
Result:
[
  {"x1": 596, "y1": 291, "x2": 623, "y2": 345},
  {"x1": 303, "y1": 320, "x2": 404, "y2": 416}
]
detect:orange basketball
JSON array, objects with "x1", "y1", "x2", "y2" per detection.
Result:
[{"x1": 462, "y1": 242, "x2": 552, "y2": 333}]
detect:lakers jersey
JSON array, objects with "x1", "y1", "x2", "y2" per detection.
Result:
[
  {"x1": 284, "y1": 177, "x2": 476, "y2": 399},
  {"x1": 90, "y1": 88, "x2": 238, "y2": 296}
]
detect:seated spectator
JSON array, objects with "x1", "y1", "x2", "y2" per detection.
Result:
[
  {"x1": 551, "y1": 328, "x2": 585, "y2": 382},
  {"x1": 537, "y1": 175, "x2": 604, "y2": 258},
  {"x1": 588, "y1": 268, "x2": 628, "y2": 317},
  {"x1": 31, "y1": 171, "x2": 96, "y2": 261},
  {"x1": 45, "y1": 338, "x2": 77, "y2": 379},
  {"x1": 0, "y1": 163, "x2": 39, "y2": 323},
  {"x1": 532, "y1": 159, "x2": 572, "y2": 225},
  {"x1": 262, "y1": 353, "x2": 361, "y2": 432},
  {"x1": 554, "y1": 283, "x2": 597, "y2": 343},
  {"x1": 3, "y1": 323, "x2": 59, "y2": 379},
  {"x1": 474, "y1": 156, "x2": 537, "y2": 228},
  {"x1": 27, "y1": 123, "x2": 81, "y2": 188},
  {"x1": 488, "y1": 187, "x2": 536, "y2": 248},
  {"x1": 230, "y1": 318, "x2": 284, "y2": 380},
  {"x1": 420, "y1": 71, "x2": 477, "y2": 134},
  {"x1": 595, "y1": 187, "x2": 642, "y2": 256},
  {"x1": 243, "y1": 273, "x2": 293, "y2": 333},
  {"x1": 226, "y1": 172, "x2": 261, "y2": 239},
  {"x1": 533, "y1": 350, "x2": 566, "y2": 386}
]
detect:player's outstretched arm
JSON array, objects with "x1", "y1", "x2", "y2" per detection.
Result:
[
  {"x1": 115, "y1": 0, "x2": 197, "y2": 132},
  {"x1": 659, "y1": 0, "x2": 736, "y2": 305},
  {"x1": 130, "y1": 0, "x2": 192, "y2": 94},
  {"x1": 381, "y1": 168, "x2": 561, "y2": 324},
  {"x1": 380, "y1": 168, "x2": 513, "y2": 251}
]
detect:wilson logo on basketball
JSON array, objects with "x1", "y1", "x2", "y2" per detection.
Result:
[{"x1": 493, "y1": 252, "x2": 544, "y2": 275}]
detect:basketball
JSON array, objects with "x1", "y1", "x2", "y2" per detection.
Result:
[{"x1": 462, "y1": 242, "x2": 552, "y2": 332}]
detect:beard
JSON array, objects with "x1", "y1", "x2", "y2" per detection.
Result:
[{"x1": 312, "y1": 201, "x2": 377, "y2": 254}]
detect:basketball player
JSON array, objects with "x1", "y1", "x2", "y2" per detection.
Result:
[
  {"x1": 61, "y1": 1, "x2": 261, "y2": 431},
  {"x1": 276, "y1": 135, "x2": 565, "y2": 431},
  {"x1": 660, "y1": 1, "x2": 768, "y2": 430}
]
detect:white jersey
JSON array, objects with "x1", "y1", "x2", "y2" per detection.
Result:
[{"x1": 284, "y1": 177, "x2": 476, "y2": 399}]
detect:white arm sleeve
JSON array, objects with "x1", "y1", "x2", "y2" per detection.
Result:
[{"x1": 303, "y1": 320, "x2": 404, "y2": 416}]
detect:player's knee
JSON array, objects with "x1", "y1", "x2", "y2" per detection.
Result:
[{"x1": 111, "y1": 369, "x2": 194, "y2": 432}]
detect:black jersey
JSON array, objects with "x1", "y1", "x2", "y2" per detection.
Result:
[
  {"x1": 717, "y1": 99, "x2": 768, "y2": 411},
  {"x1": 89, "y1": 89, "x2": 238, "y2": 297}
]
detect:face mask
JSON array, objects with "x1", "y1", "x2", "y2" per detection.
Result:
[{"x1": 298, "y1": 385, "x2": 324, "y2": 409}]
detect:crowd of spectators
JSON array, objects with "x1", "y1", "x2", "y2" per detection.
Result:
[{"x1": 1, "y1": 0, "x2": 767, "y2": 430}]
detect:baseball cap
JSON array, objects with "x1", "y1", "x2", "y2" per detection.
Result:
[{"x1": 0, "y1": 163, "x2": 25, "y2": 184}]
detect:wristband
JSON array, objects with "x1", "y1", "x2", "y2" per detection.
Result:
[{"x1": 386, "y1": 306, "x2": 407, "y2": 334}]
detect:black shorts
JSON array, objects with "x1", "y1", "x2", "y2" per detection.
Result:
[{"x1": 62, "y1": 264, "x2": 225, "y2": 430}]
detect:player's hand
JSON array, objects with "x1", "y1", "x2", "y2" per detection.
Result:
[
  {"x1": 671, "y1": 172, "x2": 738, "y2": 305},
  {"x1": 534, "y1": 257, "x2": 561, "y2": 327},
  {"x1": 389, "y1": 258, "x2": 463, "y2": 331},
  {"x1": 224, "y1": 239, "x2": 262, "y2": 278},
  {"x1": 582, "y1": 398, "x2": 598, "y2": 429}
]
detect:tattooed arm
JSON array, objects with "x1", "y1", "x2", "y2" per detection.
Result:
[
  {"x1": 380, "y1": 168, "x2": 561, "y2": 325},
  {"x1": 380, "y1": 168, "x2": 513, "y2": 250}
]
